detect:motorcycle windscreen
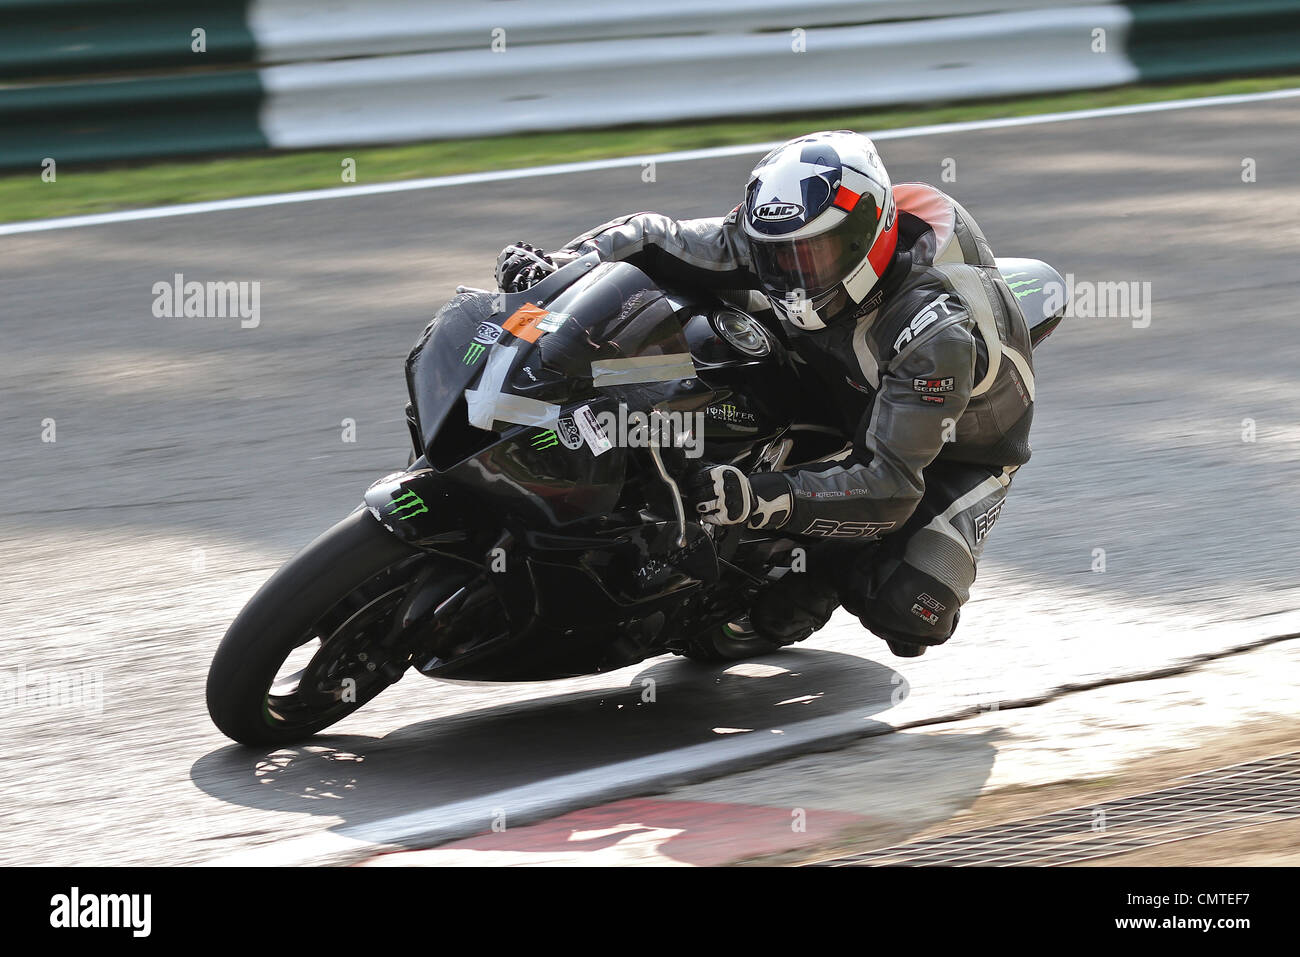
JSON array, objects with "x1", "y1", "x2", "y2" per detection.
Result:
[
  {"x1": 406, "y1": 261, "x2": 696, "y2": 465},
  {"x1": 405, "y1": 291, "x2": 507, "y2": 458}
]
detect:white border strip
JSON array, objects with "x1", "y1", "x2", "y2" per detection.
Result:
[
  {"x1": 5, "y1": 86, "x2": 1299, "y2": 238},
  {"x1": 205, "y1": 707, "x2": 889, "y2": 866}
]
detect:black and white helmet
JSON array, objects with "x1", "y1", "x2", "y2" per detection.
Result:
[{"x1": 742, "y1": 131, "x2": 898, "y2": 331}]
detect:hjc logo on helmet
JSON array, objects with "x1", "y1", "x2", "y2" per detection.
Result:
[{"x1": 753, "y1": 202, "x2": 805, "y2": 222}]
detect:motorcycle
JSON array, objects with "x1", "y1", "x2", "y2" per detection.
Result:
[{"x1": 206, "y1": 251, "x2": 1065, "y2": 745}]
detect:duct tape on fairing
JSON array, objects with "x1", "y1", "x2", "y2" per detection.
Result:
[
  {"x1": 591, "y1": 353, "x2": 697, "y2": 388},
  {"x1": 465, "y1": 343, "x2": 561, "y2": 429}
]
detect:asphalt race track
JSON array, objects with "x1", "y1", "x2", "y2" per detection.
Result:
[{"x1": 2, "y1": 98, "x2": 1298, "y2": 865}]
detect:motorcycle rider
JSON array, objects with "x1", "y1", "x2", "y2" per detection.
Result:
[{"x1": 495, "y1": 130, "x2": 1035, "y2": 658}]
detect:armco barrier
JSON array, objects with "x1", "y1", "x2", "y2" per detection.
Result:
[
  {"x1": 0, "y1": 0, "x2": 255, "y2": 80},
  {"x1": 245, "y1": 0, "x2": 1105, "y2": 62},
  {"x1": 1126, "y1": 0, "x2": 1300, "y2": 80},
  {"x1": 2, "y1": 0, "x2": 1299, "y2": 170},
  {"x1": 257, "y1": 7, "x2": 1140, "y2": 147},
  {"x1": 0, "y1": 72, "x2": 267, "y2": 168}
]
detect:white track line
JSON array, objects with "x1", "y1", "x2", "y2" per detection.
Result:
[
  {"x1": 5, "y1": 86, "x2": 1300, "y2": 238},
  {"x1": 205, "y1": 709, "x2": 892, "y2": 867}
]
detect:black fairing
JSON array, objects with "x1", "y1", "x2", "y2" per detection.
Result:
[
  {"x1": 367, "y1": 256, "x2": 808, "y2": 679},
  {"x1": 681, "y1": 310, "x2": 798, "y2": 453},
  {"x1": 401, "y1": 257, "x2": 799, "y2": 532}
]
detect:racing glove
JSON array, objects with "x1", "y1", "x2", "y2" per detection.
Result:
[
  {"x1": 687, "y1": 465, "x2": 793, "y2": 529},
  {"x1": 495, "y1": 241, "x2": 556, "y2": 292}
]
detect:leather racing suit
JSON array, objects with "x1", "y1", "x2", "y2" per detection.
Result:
[{"x1": 555, "y1": 183, "x2": 1036, "y2": 652}]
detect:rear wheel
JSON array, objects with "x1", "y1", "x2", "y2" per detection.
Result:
[{"x1": 206, "y1": 509, "x2": 428, "y2": 746}]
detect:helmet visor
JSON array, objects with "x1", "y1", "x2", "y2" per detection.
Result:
[{"x1": 749, "y1": 197, "x2": 882, "y2": 299}]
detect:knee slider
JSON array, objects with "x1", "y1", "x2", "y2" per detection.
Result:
[{"x1": 859, "y1": 565, "x2": 961, "y2": 647}]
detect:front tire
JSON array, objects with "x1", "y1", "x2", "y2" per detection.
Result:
[{"x1": 206, "y1": 509, "x2": 424, "y2": 746}]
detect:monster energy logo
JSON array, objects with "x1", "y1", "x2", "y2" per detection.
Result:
[
  {"x1": 463, "y1": 342, "x2": 486, "y2": 365},
  {"x1": 1003, "y1": 272, "x2": 1044, "y2": 300},
  {"x1": 531, "y1": 429, "x2": 559, "y2": 450},
  {"x1": 707, "y1": 402, "x2": 755, "y2": 424},
  {"x1": 387, "y1": 489, "x2": 428, "y2": 519}
]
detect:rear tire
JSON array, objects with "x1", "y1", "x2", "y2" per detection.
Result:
[{"x1": 205, "y1": 509, "x2": 423, "y2": 746}]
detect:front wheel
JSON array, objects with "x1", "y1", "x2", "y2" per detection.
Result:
[{"x1": 205, "y1": 509, "x2": 427, "y2": 746}]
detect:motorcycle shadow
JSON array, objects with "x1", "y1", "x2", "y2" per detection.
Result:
[{"x1": 191, "y1": 647, "x2": 997, "y2": 858}]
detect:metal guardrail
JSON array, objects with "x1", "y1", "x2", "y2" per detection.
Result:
[
  {"x1": 258, "y1": 6, "x2": 1140, "y2": 147},
  {"x1": 0, "y1": 0, "x2": 255, "y2": 80},
  {"x1": 3, "y1": 1, "x2": 1300, "y2": 170},
  {"x1": 247, "y1": 0, "x2": 1106, "y2": 61}
]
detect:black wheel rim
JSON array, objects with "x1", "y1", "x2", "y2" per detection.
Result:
[{"x1": 261, "y1": 556, "x2": 425, "y2": 731}]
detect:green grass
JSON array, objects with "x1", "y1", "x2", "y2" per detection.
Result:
[{"x1": 4, "y1": 72, "x2": 1299, "y2": 225}]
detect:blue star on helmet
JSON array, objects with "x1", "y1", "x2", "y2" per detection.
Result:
[{"x1": 750, "y1": 157, "x2": 840, "y2": 234}]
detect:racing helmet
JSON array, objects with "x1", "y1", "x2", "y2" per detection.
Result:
[{"x1": 742, "y1": 131, "x2": 898, "y2": 331}]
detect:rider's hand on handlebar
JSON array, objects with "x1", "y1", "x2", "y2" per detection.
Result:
[
  {"x1": 687, "y1": 464, "x2": 795, "y2": 530},
  {"x1": 687, "y1": 464, "x2": 755, "y2": 526},
  {"x1": 495, "y1": 241, "x2": 556, "y2": 293}
]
